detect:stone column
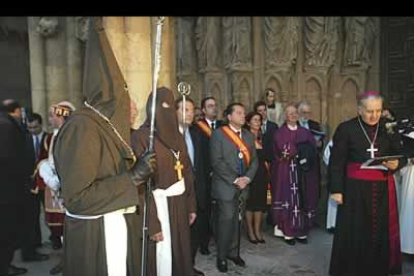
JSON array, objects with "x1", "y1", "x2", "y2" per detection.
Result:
[
  {"x1": 65, "y1": 17, "x2": 84, "y2": 108},
  {"x1": 252, "y1": 17, "x2": 264, "y2": 102},
  {"x1": 124, "y1": 16, "x2": 153, "y2": 128},
  {"x1": 44, "y1": 17, "x2": 68, "y2": 106},
  {"x1": 28, "y1": 17, "x2": 47, "y2": 120}
]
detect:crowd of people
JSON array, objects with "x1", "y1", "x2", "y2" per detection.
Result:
[{"x1": 1, "y1": 17, "x2": 413, "y2": 276}]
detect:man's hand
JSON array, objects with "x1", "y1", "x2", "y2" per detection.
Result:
[
  {"x1": 382, "y1": 159, "x2": 399, "y2": 170},
  {"x1": 189, "y1": 213, "x2": 197, "y2": 225},
  {"x1": 129, "y1": 150, "x2": 157, "y2": 186},
  {"x1": 235, "y1": 177, "x2": 250, "y2": 190},
  {"x1": 150, "y1": 231, "x2": 164, "y2": 242},
  {"x1": 410, "y1": 158, "x2": 414, "y2": 165},
  {"x1": 331, "y1": 193, "x2": 343, "y2": 205}
]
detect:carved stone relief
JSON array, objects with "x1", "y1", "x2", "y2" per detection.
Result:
[
  {"x1": 222, "y1": 17, "x2": 252, "y2": 70},
  {"x1": 304, "y1": 17, "x2": 338, "y2": 68},
  {"x1": 36, "y1": 17, "x2": 59, "y2": 38},
  {"x1": 263, "y1": 17, "x2": 298, "y2": 69},
  {"x1": 75, "y1": 17, "x2": 90, "y2": 43},
  {"x1": 344, "y1": 17, "x2": 377, "y2": 67},
  {"x1": 195, "y1": 17, "x2": 221, "y2": 71}
]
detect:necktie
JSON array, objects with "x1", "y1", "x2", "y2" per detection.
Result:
[
  {"x1": 184, "y1": 131, "x2": 194, "y2": 166},
  {"x1": 262, "y1": 123, "x2": 266, "y2": 134},
  {"x1": 35, "y1": 135, "x2": 40, "y2": 158},
  {"x1": 211, "y1": 122, "x2": 215, "y2": 130}
]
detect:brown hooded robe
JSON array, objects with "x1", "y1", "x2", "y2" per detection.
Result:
[
  {"x1": 53, "y1": 17, "x2": 142, "y2": 276},
  {"x1": 131, "y1": 87, "x2": 197, "y2": 276}
]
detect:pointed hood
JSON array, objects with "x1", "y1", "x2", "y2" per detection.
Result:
[{"x1": 83, "y1": 17, "x2": 130, "y2": 143}]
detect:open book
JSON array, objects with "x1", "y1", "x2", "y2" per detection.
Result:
[{"x1": 360, "y1": 155, "x2": 404, "y2": 170}]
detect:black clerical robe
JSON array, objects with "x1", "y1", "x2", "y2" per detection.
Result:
[{"x1": 329, "y1": 117, "x2": 407, "y2": 276}]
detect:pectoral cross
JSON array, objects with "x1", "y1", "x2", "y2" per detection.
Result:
[
  {"x1": 174, "y1": 160, "x2": 184, "y2": 180},
  {"x1": 367, "y1": 144, "x2": 378, "y2": 159}
]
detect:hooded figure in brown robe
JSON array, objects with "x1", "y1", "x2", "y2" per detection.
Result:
[
  {"x1": 132, "y1": 87, "x2": 197, "y2": 276},
  {"x1": 53, "y1": 17, "x2": 156, "y2": 276}
]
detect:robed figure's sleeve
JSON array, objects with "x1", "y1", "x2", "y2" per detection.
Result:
[
  {"x1": 55, "y1": 117, "x2": 139, "y2": 216},
  {"x1": 131, "y1": 130, "x2": 162, "y2": 236},
  {"x1": 329, "y1": 123, "x2": 349, "y2": 194}
]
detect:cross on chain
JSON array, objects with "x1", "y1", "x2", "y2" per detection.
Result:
[
  {"x1": 174, "y1": 160, "x2": 184, "y2": 180},
  {"x1": 367, "y1": 143, "x2": 378, "y2": 159}
]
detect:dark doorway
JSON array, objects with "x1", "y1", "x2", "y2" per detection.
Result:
[
  {"x1": 381, "y1": 17, "x2": 414, "y2": 119},
  {"x1": 0, "y1": 17, "x2": 32, "y2": 110}
]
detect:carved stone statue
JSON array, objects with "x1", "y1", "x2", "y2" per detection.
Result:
[
  {"x1": 176, "y1": 17, "x2": 196, "y2": 76},
  {"x1": 75, "y1": 17, "x2": 90, "y2": 43},
  {"x1": 263, "y1": 17, "x2": 299, "y2": 69},
  {"x1": 344, "y1": 17, "x2": 377, "y2": 67},
  {"x1": 36, "y1": 17, "x2": 59, "y2": 38},
  {"x1": 304, "y1": 17, "x2": 338, "y2": 67},
  {"x1": 195, "y1": 17, "x2": 220, "y2": 71},
  {"x1": 222, "y1": 17, "x2": 252, "y2": 70}
]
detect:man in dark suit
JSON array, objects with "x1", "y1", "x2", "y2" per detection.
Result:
[
  {"x1": 0, "y1": 100, "x2": 34, "y2": 276},
  {"x1": 254, "y1": 101, "x2": 279, "y2": 162},
  {"x1": 210, "y1": 103, "x2": 258, "y2": 273},
  {"x1": 194, "y1": 96, "x2": 223, "y2": 255},
  {"x1": 297, "y1": 100, "x2": 325, "y2": 200},
  {"x1": 297, "y1": 100, "x2": 325, "y2": 152},
  {"x1": 27, "y1": 113, "x2": 50, "y2": 249},
  {"x1": 175, "y1": 97, "x2": 205, "y2": 276}
]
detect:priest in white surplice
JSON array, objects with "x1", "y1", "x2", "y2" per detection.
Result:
[{"x1": 396, "y1": 157, "x2": 414, "y2": 254}]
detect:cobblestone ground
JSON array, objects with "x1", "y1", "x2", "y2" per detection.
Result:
[{"x1": 14, "y1": 213, "x2": 414, "y2": 276}]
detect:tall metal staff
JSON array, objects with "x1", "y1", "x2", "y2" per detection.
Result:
[
  {"x1": 142, "y1": 16, "x2": 165, "y2": 276},
  {"x1": 177, "y1": 82, "x2": 191, "y2": 133}
]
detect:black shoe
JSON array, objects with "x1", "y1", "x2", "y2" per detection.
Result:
[
  {"x1": 227, "y1": 256, "x2": 246, "y2": 267},
  {"x1": 216, "y1": 259, "x2": 228, "y2": 273},
  {"x1": 7, "y1": 265, "x2": 27, "y2": 276},
  {"x1": 22, "y1": 252, "x2": 49, "y2": 262},
  {"x1": 257, "y1": 238, "x2": 266, "y2": 244},
  {"x1": 284, "y1": 239, "x2": 296, "y2": 246},
  {"x1": 192, "y1": 267, "x2": 205, "y2": 276},
  {"x1": 50, "y1": 263, "x2": 63, "y2": 275},
  {"x1": 296, "y1": 237, "x2": 308, "y2": 244},
  {"x1": 199, "y1": 247, "x2": 210, "y2": 255},
  {"x1": 248, "y1": 235, "x2": 258, "y2": 244},
  {"x1": 327, "y1": 228, "x2": 335, "y2": 234}
]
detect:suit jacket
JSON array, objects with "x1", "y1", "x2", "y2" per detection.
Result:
[
  {"x1": 0, "y1": 112, "x2": 35, "y2": 204},
  {"x1": 299, "y1": 119, "x2": 325, "y2": 152},
  {"x1": 189, "y1": 125, "x2": 211, "y2": 210},
  {"x1": 210, "y1": 126, "x2": 259, "y2": 201},
  {"x1": 262, "y1": 120, "x2": 279, "y2": 162},
  {"x1": 195, "y1": 119, "x2": 224, "y2": 179}
]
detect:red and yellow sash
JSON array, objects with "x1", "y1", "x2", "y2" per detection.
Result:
[
  {"x1": 197, "y1": 120, "x2": 212, "y2": 138},
  {"x1": 221, "y1": 126, "x2": 251, "y2": 167}
]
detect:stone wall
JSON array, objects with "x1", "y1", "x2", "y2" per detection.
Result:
[{"x1": 176, "y1": 17, "x2": 381, "y2": 136}]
